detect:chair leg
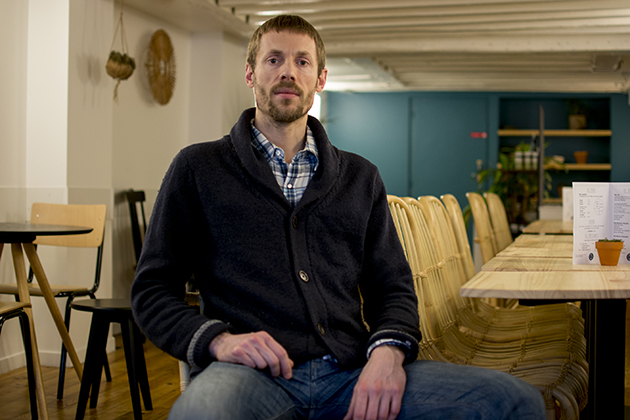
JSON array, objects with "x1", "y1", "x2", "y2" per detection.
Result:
[
  {"x1": 121, "y1": 318, "x2": 145, "y2": 420},
  {"x1": 56, "y1": 296, "x2": 73, "y2": 399},
  {"x1": 18, "y1": 311, "x2": 39, "y2": 420},
  {"x1": 131, "y1": 320, "x2": 152, "y2": 410},
  {"x1": 75, "y1": 315, "x2": 110, "y2": 420}
]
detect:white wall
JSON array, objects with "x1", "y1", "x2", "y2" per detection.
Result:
[
  {"x1": 0, "y1": 0, "x2": 30, "y2": 373},
  {"x1": 0, "y1": 0, "x2": 254, "y2": 375}
]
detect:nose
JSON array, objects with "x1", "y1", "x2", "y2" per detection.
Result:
[{"x1": 280, "y1": 61, "x2": 296, "y2": 81}]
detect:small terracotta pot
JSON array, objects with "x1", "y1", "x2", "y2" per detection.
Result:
[
  {"x1": 595, "y1": 241, "x2": 623, "y2": 266},
  {"x1": 574, "y1": 151, "x2": 588, "y2": 164}
]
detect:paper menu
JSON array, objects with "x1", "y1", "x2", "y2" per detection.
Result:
[{"x1": 572, "y1": 182, "x2": 630, "y2": 264}]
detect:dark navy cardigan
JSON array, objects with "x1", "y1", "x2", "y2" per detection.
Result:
[{"x1": 131, "y1": 108, "x2": 420, "y2": 372}]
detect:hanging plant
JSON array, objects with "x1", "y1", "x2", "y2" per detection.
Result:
[{"x1": 106, "y1": 0, "x2": 135, "y2": 101}]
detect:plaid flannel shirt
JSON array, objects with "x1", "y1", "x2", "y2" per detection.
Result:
[{"x1": 251, "y1": 123, "x2": 319, "y2": 207}]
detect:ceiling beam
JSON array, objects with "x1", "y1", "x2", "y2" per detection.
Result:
[{"x1": 325, "y1": 33, "x2": 630, "y2": 55}]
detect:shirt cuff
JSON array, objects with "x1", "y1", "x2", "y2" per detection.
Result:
[
  {"x1": 366, "y1": 329, "x2": 419, "y2": 364},
  {"x1": 366, "y1": 338, "x2": 412, "y2": 359}
]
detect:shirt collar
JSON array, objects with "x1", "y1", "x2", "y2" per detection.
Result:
[{"x1": 250, "y1": 121, "x2": 319, "y2": 168}]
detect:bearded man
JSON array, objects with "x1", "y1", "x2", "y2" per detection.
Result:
[{"x1": 131, "y1": 14, "x2": 545, "y2": 420}]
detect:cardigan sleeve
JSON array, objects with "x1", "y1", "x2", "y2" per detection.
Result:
[{"x1": 130, "y1": 150, "x2": 234, "y2": 369}]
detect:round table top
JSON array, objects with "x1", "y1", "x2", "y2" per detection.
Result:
[{"x1": 0, "y1": 222, "x2": 93, "y2": 243}]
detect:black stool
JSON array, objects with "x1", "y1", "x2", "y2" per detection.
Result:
[{"x1": 71, "y1": 298, "x2": 152, "y2": 420}]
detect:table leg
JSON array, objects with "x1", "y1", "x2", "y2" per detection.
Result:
[
  {"x1": 22, "y1": 242, "x2": 83, "y2": 381},
  {"x1": 10, "y1": 243, "x2": 49, "y2": 420},
  {"x1": 581, "y1": 299, "x2": 626, "y2": 420}
]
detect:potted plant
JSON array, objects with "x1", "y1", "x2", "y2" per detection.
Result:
[
  {"x1": 467, "y1": 144, "x2": 563, "y2": 232},
  {"x1": 595, "y1": 238, "x2": 624, "y2": 266},
  {"x1": 567, "y1": 99, "x2": 588, "y2": 130}
]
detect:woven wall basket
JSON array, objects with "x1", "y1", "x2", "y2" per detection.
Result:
[{"x1": 146, "y1": 29, "x2": 176, "y2": 105}]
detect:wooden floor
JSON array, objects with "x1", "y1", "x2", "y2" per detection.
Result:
[
  {"x1": 2, "y1": 301, "x2": 630, "y2": 419},
  {"x1": 0, "y1": 335, "x2": 181, "y2": 420}
]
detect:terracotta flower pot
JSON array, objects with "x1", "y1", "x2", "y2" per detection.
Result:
[
  {"x1": 574, "y1": 151, "x2": 588, "y2": 164},
  {"x1": 595, "y1": 241, "x2": 623, "y2": 266}
]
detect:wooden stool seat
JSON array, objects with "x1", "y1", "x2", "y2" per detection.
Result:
[{"x1": 71, "y1": 298, "x2": 152, "y2": 420}]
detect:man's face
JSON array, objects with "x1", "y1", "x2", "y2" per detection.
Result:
[{"x1": 246, "y1": 30, "x2": 327, "y2": 124}]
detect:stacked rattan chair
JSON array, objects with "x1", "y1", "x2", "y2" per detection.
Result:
[
  {"x1": 466, "y1": 191, "x2": 517, "y2": 308},
  {"x1": 440, "y1": 193, "x2": 583, "y2": 322},
  {"x1": 387, "y1": 195, "x2": 588, "y2": 420},
  {"x1": 483, "y1": 192, "x2": 514, "y2": 252},
  {"x1": 410, "y1": 196, "x2": 585, "y2": 342},
  {"x1": 466, "y1": 192, "x2": 499, "y2": 264}
]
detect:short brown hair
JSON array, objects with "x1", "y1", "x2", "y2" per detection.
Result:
[{"x1": 247, "y1": 15, "x2": 326, "y2": 76}]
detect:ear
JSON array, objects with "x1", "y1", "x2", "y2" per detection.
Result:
[
  {"x1": 316, "y1": 68, "x2": 327, "y2": 93},
  {"x1": 245, "y1": 63, "x2": 255, "y2": 88}
]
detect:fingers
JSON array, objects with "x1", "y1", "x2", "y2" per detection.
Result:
[
  {"x1": 344, "y1": 384, "x2": 393, "y2": 420},
  {"x1": 343, "y1": 346, "x2": 406, "y2": 420},
  {"x1": 210, "y1": 331, "x2": 294, "y2": 379}
]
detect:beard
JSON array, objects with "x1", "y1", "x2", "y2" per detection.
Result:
[{"x1": 255, "y1": 80, "x2": 316, "y2": 124}]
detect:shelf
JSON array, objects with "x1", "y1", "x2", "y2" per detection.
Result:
[
  {"x1": 498, "y1": 129, "x2": 612, "y2": 137},
  {"x1": 504, "y1": 163, "x2": 611, "y2": 172},
  {"x1": 556, "y1": 163, "x2": 612, "y2": 171}
]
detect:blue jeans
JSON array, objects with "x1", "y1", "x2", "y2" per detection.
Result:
[{"x1": 168, "y1": 359, "x2": 545, "y2": 420}]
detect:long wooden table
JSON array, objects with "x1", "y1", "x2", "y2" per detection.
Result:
[
  {"x1": 461, "y1": 231, "x2": 629, "y2": 420},
  {"x1": 521, "y1": 218, "x2": 573, "y2": 234}
]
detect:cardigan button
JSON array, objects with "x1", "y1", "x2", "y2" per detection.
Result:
[
  {"x1": 292, "y1": 215, "x2": 298, "y2": 228},
  {"x1": 299, "y1": 270, "x2": 309, "y2": 282},
  {"x1": 317, "y1": 323, "x2": 325, "y2": 336}
]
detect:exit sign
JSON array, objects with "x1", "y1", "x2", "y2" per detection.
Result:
[{"x1": 470, "y1": 132, "x2": 488, "y2": 139}]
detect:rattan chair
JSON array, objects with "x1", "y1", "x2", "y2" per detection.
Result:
[
  {"x1": 440, "y1": 193, "x2": 583, "y2": 321},
  {"x1": 484, "y1": 192, "x2": 513, "y2": 252},
  {"x1": 466, "y1": 192, "x2": 499, "y2": 264},
  {"x1": 0, "y1": 202, "x2": 108, "y2": 399},
  {"x1": 439, "y1": 194, "x2": 476, "y2": 281},
  {"x1": 388, "y1": 196, "x2": 588, "y2": 420},
  {"x1": 413, "y1": 196, "x2": 584, "y2": 338},
  {"x1": 466, "y1": 192, "x2": 519, "y2": 308}
]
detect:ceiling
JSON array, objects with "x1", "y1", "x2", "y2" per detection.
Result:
[{"x1": 126, "y1": 0, "x2": 630, "y2": 93}]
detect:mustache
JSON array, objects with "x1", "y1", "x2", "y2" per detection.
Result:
[{"x1": 271, "y1": 82, "x2": 304, "y2": 96}]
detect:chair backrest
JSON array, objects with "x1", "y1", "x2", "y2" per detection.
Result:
[
  {"x1": 30, "y1": 203, "x2": 107, "y2": 291},
  {"x1": 483, "y1": 192, "x2": 513, "y2": 252},
  {"x1": 125, "y1": 190, "x2": 147, "y2": 265},
  {"x1": 387, "y1": 195, "x2": 448, "y2": 362},
  {"x1": 440, "y1": 194, "x2": 476, "y2": 280},
  {"x1": 465, "y1": 192, "x2": 498, "y2": 264},
  {"x1": 31, "y1": 203, "x2": 106, "y2": 248},
  {"x1": 388, "y1": 196, "x2": 458, "y2": 351}
]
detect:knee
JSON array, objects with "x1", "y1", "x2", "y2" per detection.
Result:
[
  {"x1": 167, "y1": 362, "x2": 296, "y2": 420},
  {"x1": 482, "y1": 371, "x2": 546, "y2": 418}
]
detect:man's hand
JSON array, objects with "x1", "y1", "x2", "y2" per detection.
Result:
[
  {"x1": 344, "y1": 345, "x2": 407, "y2": 420},
  {"x1": 209, "y1": 331, "x2": 294, "y2": 379}
]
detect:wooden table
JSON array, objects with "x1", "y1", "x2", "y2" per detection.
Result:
[
  {"x1": 461, "y1": 233, "x2": 629, "y2": 420},
  {"x1": 521, "y1": 218, "x2": 573, "y2": 234},
  {"x1": 0, "y1": 222, "x2": 92, "y2": 419}
]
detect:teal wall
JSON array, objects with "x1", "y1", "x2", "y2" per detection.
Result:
[
  {"x1": 326, "y1": 91, "x2": 630, "y2": 207},
  {"x1": 611, "y1": 95, "x2": 630, "y2": 182}
]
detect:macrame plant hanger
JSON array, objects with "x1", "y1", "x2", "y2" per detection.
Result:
[{"x1": 106, "y1": 0, "x2": 136, "y2": 101}]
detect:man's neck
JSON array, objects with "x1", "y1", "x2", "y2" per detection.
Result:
[{"x1": 253, "y1": 110, "x2": 308, "y2": 163}]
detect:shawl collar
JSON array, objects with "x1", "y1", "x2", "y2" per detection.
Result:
[{"x1": 229, "y1": 108, "x2": 341, "y2": 212}]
